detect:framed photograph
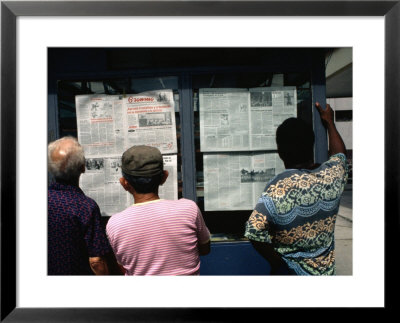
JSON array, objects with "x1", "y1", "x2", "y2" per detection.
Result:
[{"x1": 1, "y1": 0, "x2": 398, "y2": 321}]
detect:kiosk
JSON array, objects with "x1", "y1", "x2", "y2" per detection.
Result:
[{"x1": 48, "y1": 48, "x2": 328, "y2": 275}]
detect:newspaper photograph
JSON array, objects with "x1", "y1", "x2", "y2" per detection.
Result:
[
  {"x1": 199, "y1": 87, "x2": 297, "y2": 152},
  {"x1": 80, "y1": 155, "x2": 178, "y2": 216},
  {"x1": 75, "y1": 94, "x2": 125, "y2": 156},
  {"x1": 80, "y1": 157, "x2": 129, "y2": 216},
  {"x1": 203, "y1": 152, "x2": 285, "y2": 211},
  {"x1": 124, "y1": 90, "x2": 178, "y2": 154},
  {"x1": 250, "y1": 87, "x2": 297, "y2": 150}
]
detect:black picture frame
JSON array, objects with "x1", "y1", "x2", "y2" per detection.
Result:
[{"x1": 1, "y1": 0, "x2": 398, "y2": 321}]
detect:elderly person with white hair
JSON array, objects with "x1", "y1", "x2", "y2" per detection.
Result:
[{"x1": 48, "y1": 136, "x2": 118, "y2": 275}]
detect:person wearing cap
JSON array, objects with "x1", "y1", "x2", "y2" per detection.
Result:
[
  {"x1": 106, "y1": 145, "x2": 211, "y2": 275},
  {"x1": 244, "y1": 103, "x2": 349, "y2": 275},
  {"x1": 48, "y1": 136, "x2": 120, "y2": 275}
]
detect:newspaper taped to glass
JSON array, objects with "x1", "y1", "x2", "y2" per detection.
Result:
[
  {"x1": 75, "y1": 90, "x2": 179, "y2": 216},
  {"x1": 80, "y1": 155, "x2": 178, "y2": 216},
  {"x1": 75, "y1": 90, "x2": 177, "y2": 155},
  {"x1": 75, "y1": 94, "x2": 125, "y2": 156},
  {"x1": 199, "y1": 87, "x2": 297, "y2": 152},
  {"x1": 203, "y1": 152, "x2": 285, "y2": 211}
]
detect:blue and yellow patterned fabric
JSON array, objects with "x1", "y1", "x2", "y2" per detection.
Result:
[{"x1": 244, "y1": 153, "x2": 348, "y2": 275}]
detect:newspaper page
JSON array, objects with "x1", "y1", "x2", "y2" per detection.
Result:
[
  {"x1": 75, "y1": 94, "x2": 125, "y2": 156},
  {"x1": 124, "y1": 90, "x2": 178, "y2": 154},
  {"x1": 80, "y1": 155, "x2": 178, "y2": 216},
  {"x1": 159, "y1": 155, "x2": 178, "y2": 201},
  {"x1": 251, "y1": 152, "x2": 286, "y2": 203},
  {"x1": 80, "y1": 156, "x2": 128, "y2": 216},
  {"x1": 199, "y1": 87, "x2": 297, "y2": 152},
  {"x1": 249, "y1": 87, "x2": 297, "y2": 150},
  {"x1": 203, "y1": 152, "x2": 285, "y2": 211},
  {"x1": 199, "y1": 88, "x2": 251, "y2": 151},
  {"x1": 76, "y1": 90, "x2": 179, "y2": 216}
]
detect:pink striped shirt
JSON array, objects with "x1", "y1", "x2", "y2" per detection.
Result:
[{"x1": 106, "y1": 199, "x2": 210, "y2": 275}]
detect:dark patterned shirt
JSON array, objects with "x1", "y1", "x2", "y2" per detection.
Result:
[
  {"x1": 48, "y1": 182, "x2": 111, "y2": 275},
  {"x1": 245, "y1": 153, "x2": 348, "y2": 275}
]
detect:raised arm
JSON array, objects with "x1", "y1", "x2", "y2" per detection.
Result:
[{"x1": 315, "y1": 102, "x2": 346, "y2": 156}]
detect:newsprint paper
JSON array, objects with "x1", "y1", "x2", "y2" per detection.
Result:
[
  {"x1": 75, "y1": 90, "x2": 177, "y2": 155},
  {"x1": 80, "y1": 155, "x2": 178, "y2": 216},
  {"x1": 203, "y1": 152, "x2": 285, "y2": 211},
  {"x1": 76, "y1": 90, "x2": 178, "y2": 216},
  {"x1": 199, "y1": 87, "x2": 297, "y2": 152}
]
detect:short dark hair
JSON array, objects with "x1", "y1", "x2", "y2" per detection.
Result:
[
  {"x1": 276, "y1": 118, "x2": 315, "y2": 166},
  {"x1": 122, "y1": 171, "x2": 163, "y2": 194}
]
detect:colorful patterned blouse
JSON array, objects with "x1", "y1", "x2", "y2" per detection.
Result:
[{"x1": 244, "y1": 153, "x2": 348, "y2": 275}]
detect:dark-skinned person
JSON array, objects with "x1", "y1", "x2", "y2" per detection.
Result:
[
  {"x1": 48, "y1": 136, "x2": 121, "y2": 275},
  {"x1": 106, "y1": 145, "x2": 211, "y2": 275},
  {"x1": 244, "y1": 102, "x2": 348, "y2": 275}
]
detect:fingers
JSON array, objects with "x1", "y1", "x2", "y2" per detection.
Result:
[
  {"x1": 315, "y1": 102, "x2": 323, "y2": 112},
  {"x1": 315, "y1": 102, "x2": 331, "y2": 112}
]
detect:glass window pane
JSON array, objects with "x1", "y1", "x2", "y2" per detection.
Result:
[
  {"x1": 193, "y1": 72, "x2": 312, "y2": 242},
  {"x1": 56, "y1": 76, "x2": 183, "y2": 210}
]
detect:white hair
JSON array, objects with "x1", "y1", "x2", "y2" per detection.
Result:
[{"x1": 48, "y1": 136, "x2": 85, "y2": 182}]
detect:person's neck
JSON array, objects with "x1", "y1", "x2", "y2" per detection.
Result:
[
  {"x1": 132, "y1": 192, "x2": 160, "y2": 204},
  {"x1": 56, "y1": 179, "x2": 80, "y2": 187},
  {"x1": 285, "y1": 160, "x2": 319, "y2": 170}
]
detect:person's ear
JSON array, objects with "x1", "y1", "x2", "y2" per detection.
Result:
[
  {"x1": 277, "y1": 147, "x2": 288, "y2": 168},
  {"x1": 160, "y1": 170, "x2": 169, "y2": 185},
  {"x1": 119, "y1": 177, "x2": 131, "y2": 192},
  {"x1": 276, "y1": 145, "x2": 283, "y2": 160}
]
